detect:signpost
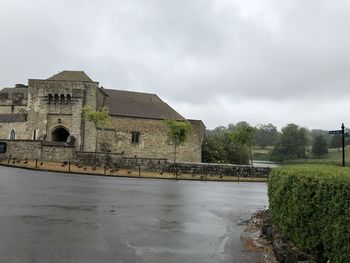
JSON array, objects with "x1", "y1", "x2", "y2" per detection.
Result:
[{"x1": 329, "y1": 123, "x2": 346, "y2": 167}]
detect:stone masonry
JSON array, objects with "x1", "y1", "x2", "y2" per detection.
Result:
[{"x1": 0, "y1": 71, "x2": 205, "y2": 163}]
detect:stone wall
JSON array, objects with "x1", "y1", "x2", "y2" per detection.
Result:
[
  {"x1": 1, "y1": 76, "x2": 205, "y2": 163},
  {"x1": 74, "y1": 151, "x2": 123, "y2": 167},
  {"x1": 0, "y1": 105, "x2": 28, "y2": 114},
  {"x1": 0, "y1": 122, "x2": 30, "y2": 140},
  {"x1": 96, "y1": 116, "x2": 205, "y2": 163},
  {"x1": 165, "y1": 162, "x2": 271, "y2": 177},
  {"x1": 112, "y1": 159, "x2": 270, "y2": 177},
  {"x1": 27, "y1": 79, "x2": 99, "y2": 149},
  {"x1": 0, "y1": 140, "x2": 75, "y2": 162},
  {"x1": 72, "y1": 153, "x2": 270, "y2": 177},
  {"x1": 0, "y1": 140, "x2": 271, "y2": 177},
  {"x1": 74, "y1": 154, "x2": 270, "y2": 177}
]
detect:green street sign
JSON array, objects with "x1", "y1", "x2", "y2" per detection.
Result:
[{"x1": 329, "y1": 130, "x2": 342, "y2": 135}]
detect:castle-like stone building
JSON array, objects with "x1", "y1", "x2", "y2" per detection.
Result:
[{"x1": 0, "y1": 71, "x2": 205, "y2": 162}]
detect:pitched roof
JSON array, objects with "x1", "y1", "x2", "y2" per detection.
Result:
[
  {"x1": 102, "y1": 89, "x2": 185, "y2": 120},
  {"x1": 0, "y1": 114, "x2": 27, "y2": 123},
  {"x1": 47, "y1": 71, "x2": 93, "y2": 82}
]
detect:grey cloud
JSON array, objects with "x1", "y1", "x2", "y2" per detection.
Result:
[{"x1": 1, "y1": 0, "x2": 350, "y2": 129}]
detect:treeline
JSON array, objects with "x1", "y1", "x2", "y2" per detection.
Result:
[{"x1": 202, "y1": 122, "x2": 349, "y2": 164}]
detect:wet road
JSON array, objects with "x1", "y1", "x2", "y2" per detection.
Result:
[{"x1": 0, "y1": 166, "x2": 267, "y2": 263}]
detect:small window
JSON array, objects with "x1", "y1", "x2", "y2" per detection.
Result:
[
  {"x1": 60, "y1": 94, "x2": 65, "y2": 104},
  {"x1": 54, "y1": 94, "x2": 59, "y2": 104},
  {"x1": 48, "y1": 94, "x2": 53, "y2": 104},
  {"x1": 0, "y1": 142, "x2": 6, "y2": 153},
  {"x1": 33, "y1": 129, "x2": 37, "y2": 140},
  {"x1": 10, "y1": 130, "x2": 16, "y2": 140},
  {"x1": 66, "y1": 94, "x2": 71, "y2": 103},
  {"x1": 131, "y1": 131, "x2": 140, "y2": 144}
]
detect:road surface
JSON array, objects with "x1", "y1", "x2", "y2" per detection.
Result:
[{"x1": 0, "y1": 166, "x2": 267, "y2": 263}]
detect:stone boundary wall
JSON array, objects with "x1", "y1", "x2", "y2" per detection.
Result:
[
  {"x1": 165, "y1": 162, "x2": 271, "y2": 177},
  {"x1": 0, "y1": 140, "x2": 271, "y2": 177},
  {"x1": 74, "y1": 151, "x2": 123, "y2": 166},
  {"x1": 53, "y1": 152, "x2": 271, "y2": 177},
  {"x1": 100, "y1": 157, "x2": 270, "y2": 177},
  {"x1": 113, "y1": 157, "x2": 168, "y2": 170},
  {"x1": 0, "y1": 140, "x2": 75, "y2": 162},
  {"x1": 74, "y1": 152, "x2": 168, "y2": 170}
]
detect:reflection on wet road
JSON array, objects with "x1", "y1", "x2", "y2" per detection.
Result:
[{"x1": 0, "y1": 166, "x2": 267, "y2": 263}]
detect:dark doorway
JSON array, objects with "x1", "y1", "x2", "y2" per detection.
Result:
[{"x1": 51, "y1": 127, "x2": 70, "y2": 142}]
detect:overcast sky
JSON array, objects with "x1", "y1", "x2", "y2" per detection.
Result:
[{"x1": 1, "y1": 0, "x2": 350, "y2": 130}]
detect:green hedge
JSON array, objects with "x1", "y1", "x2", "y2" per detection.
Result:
[{"x1": 268, "y1": 165, "x2": 350, "y2": 262}]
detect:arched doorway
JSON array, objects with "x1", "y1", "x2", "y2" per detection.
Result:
[{"x1": 51, "y1": 127, "x2": 70, "y2": 142}]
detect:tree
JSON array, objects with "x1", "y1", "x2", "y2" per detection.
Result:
[
  {"x1": 310, "y1": 129, "x2": 331, "y2": 145},
  {"x1": 226, "y1": 131, "x2": 250, "y2": 164},
  {"x1": 330, "y1": 134, "x2": 342, "y2": 151},
  {"x1": 312, "y1": 134, "x2": 328, "y2": 158},
  {"x1": 255, "y1": 124, "x2": 279, "y2": 149},
  {"x1": 165, "y1": 120, "x2": 192, "y2": 178},
  {"x1": 82, "y1": 106, "x2": 109, "y2": 165},
  {"x1": 202, "y1": 134, "x2": 228, "y2": 163},
  {"x1": 270, "y1": 124, "x2": 309, "y2": 161},
  {"x1": 202, "y1": 123, "x2": 253, "y2": 165},
  {"x1": 233, "y1": 125, "x2": 256, "y2": 166}
]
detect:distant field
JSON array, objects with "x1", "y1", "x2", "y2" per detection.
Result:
[{"x1": 252, "y1": 146, "x2": 350, "y2": 166}]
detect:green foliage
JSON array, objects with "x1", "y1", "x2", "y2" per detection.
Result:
[
  {"x1": 310, "y1": 129, "x2": 331, "y2": 145},
  {"x1": 82, "y1": 106, "x2": 110, "y2": 156},
  {"x1": 82, "y1": 106, "x2": 109, "y2": 128},
  {"x1": 311, "y1": 134, "x2": 328, "y2": 158},
  {"x1": 330, "y1": 134, "x2": 342, "y2": 149},
  {"x1": 255, "y1": 124, "x2": 279, "y2": 148},
  {"x1": 202, "y1": 134, "x2": 228, "y2": 163},
  {"x1": 233, "y1": 125, "x2": 256, "y2": 145},
  {"x1": 165, "y1": 120, "x2": 192, "y2": 147},
  {"x1": 165, "y1": 120, "x2": 192, "y2": 166},
  {"x1": 268, "y1": 165, "x2": 350, "y2": 263},
  {"x1": 224, "y1": 130, "x2": 250, "y2": 164},
  {"x1": 202, "y1": 123, "x2": 254, "y2": 165},
  {"x1": 270, "y1": 123, "x2": 309, "y2": 161}
]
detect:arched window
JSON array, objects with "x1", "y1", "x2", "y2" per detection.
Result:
[
  {"x1": 60, "y1": 94, "x2": 65, "y2": 104},
  {"x1": 54, "y1": 94, "x2": 59, "y2": 104},
  {"x1": 48, "y1": 94, "x2": 53, "y2": 104},
  {"x1": 18, "y1": 109, "x2": 27, "y2": 114},
  {"x1": 10, "y1": 130, "x2": 16, "y2": 140},
  {"x1": 66, "y1": 94, "x2": 71, "y2": 104}
]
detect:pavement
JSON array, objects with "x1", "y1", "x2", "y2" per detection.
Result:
[{"x1": 0, "y1": 166, "x2": 268, "y2": 263}]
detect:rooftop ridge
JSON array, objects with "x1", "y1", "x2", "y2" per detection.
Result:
[{"x1": 47, "y1": 70, "x2": 93, "y2": 82}]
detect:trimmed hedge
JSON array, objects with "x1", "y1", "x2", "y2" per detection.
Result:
[{"x1": 268, "y1": 165, "x2": 350, "y2": 263}]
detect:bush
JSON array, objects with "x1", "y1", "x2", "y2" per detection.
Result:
[{"x1": 268, "y1": 165, "x2": 350, "y2": 262}]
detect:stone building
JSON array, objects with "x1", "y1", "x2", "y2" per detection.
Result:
[{"x1": 0, "y1": 71, "x2": 205, "y2": 162}]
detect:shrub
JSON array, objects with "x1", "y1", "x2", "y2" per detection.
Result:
[{"x1": 268, "y1": 165, "x2": 350, "y2": 262}]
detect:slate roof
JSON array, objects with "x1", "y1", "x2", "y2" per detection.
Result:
[
  {"x1": 0, "y1": 87, "x2": 28, "y2": 93},
  {"x1": 102, "y1": 89, "x2": 185, "y2": 120},
  {"x1": 0, "y1": 114, "x2": 27, "y2": 123},
  {"x1": 47, "y1": 71, "x2": 93, "y2": 82}
]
